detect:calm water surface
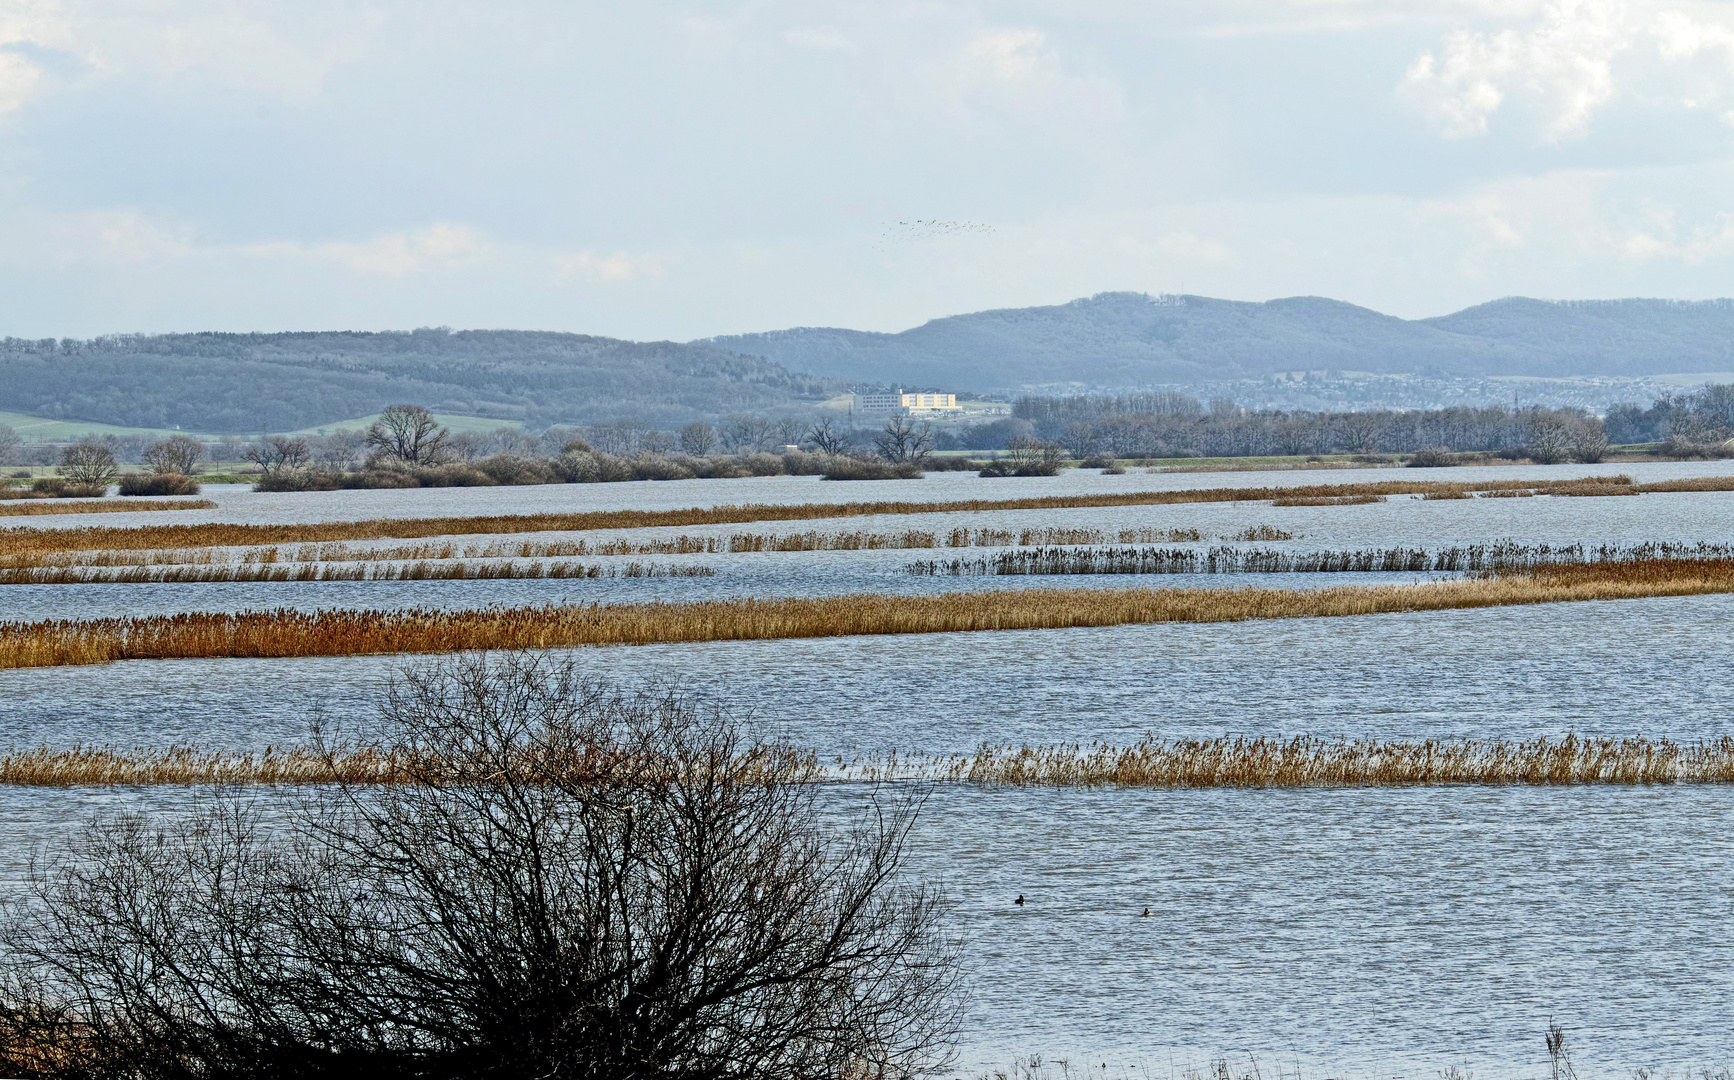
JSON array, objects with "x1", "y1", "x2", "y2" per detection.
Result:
[{"x1": 3, "y1": 467, "x2": 1732, "y2": 1074}]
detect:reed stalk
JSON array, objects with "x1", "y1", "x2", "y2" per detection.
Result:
[
  {"x1": 0, "y1": 474, "x2": 1709, "y2": 558},
  {"x1": 4, "y1": 558, "x2": 1732, "y2": 669}
]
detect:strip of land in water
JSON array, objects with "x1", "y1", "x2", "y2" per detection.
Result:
[
  {"x1": 3, "y1": 559, "x2": 1731, "y2": 669},
  {"x1": 0, "y1": 498, "x2": 215, "y2": 517},
  {"x1": 3, "y1": 734, "x2": 1729, "y2": 787},
  {"x1": 2, "y1": 475, "x2": 1727, "y2": 557}
]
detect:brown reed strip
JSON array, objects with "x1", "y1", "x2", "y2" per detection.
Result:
[
  {"x1": 0, "y1": 560, "x2": 714, "y2": 585},
  {"x1": 7, "y1": 735, "x2": 1731, "y2": 788},
  {"x1": 0, "y1": 498, "x2": 214, "y2": 518},
  {"x1": 5, "y1": 558, "x2": 1734, "y2": 669},
  {"x1": 852, "y1": 734, "x2": 1734, "y2": 788},
  {"x1": 0, "y1": 473, "x2": 1688, "y2": 557}
]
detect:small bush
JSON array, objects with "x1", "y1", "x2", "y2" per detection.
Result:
[
  {"x1": 624, "y1": 454, "x2": 696, "y2": 481},
  {"x1": 61, "y1": 483, "x2": 108, "y2": 498},
  {"x1": 978, "y1": 460, "x2": 1061, "y2": 478},
  {"x1": 1080, "y1": 454, "x2": 1114, "y2": 469},
  {"x1": 741, "y1": 453, "x2": 786, "y2": 477},
  {"x1": 1661, "y1": 435, "x2": 1734, "y2": 460},
  {"x1": 117, "y1": 473, "x2": 202, "y2": 496},
  {"x1": 920, "y1": 457, "x2": 983, "y2": 473},
  {"x1": 475, "y1": 454, "x2": 559, "y2": 486},
  {"x1": 1103, "y1": 464, "x2": 1127, "y2": 475},
  {"x1": 29, "y1": 478, "x2": 67, "y2": 497},
  {"x1": 822, "y1": 458, "x2": 923, "y2": 480},
  {"x1": 1406, "y1": 447, "x2": 1458, "y2": 468}
]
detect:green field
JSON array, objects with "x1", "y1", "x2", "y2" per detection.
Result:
[{"x1": 0, "y1": 410, "x2": 522, "y2": 443}]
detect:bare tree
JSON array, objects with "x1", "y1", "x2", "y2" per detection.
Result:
[
  {"x1": 243, "y1": 436, "x2": 310, "y2": 475},
  {"x1": 0, "y1": 425, "x2": 20, "y2": 466},
  {"x1": 57, "y1": 443, "x2": 117, "y2": 487},
  {"x1": 366, "y1": 405, "x2": 450, "y2": 465},
  {"x1": 874, "y1": 416, "x2": 935, "y2": 463},
  {"x1": 721, "y1": 414, "x2": 774, "y2": 454},
  {"x1": 0, "y1": 657, "x2": 963, "y2": 1080},
  {"x1": 678, "y1": 421, "x2": 718, "y2": 456},
  {"x1": 141, "y1": 435, "x2": 205, "y2": 476},
  {"x1": 805, "y1": 417, "x2": 848, "y2": 455}
]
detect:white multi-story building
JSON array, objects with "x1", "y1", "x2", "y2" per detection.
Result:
[{"x1": 852, "y1": 391, "x2": 961, "y2": 415}]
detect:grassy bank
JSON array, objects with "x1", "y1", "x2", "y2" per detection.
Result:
[
  {"x1": 4, "y1": 558, "x2": 1733, "y2": 668},
  {"x1": 2, "y1": 474, "x2": 1718, "y2": 558}
]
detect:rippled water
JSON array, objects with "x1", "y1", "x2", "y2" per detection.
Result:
[{"x1": 4, "y1": 465, "x2": 1734, "y2": 1074}]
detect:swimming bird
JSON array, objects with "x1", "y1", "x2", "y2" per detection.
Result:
[
  {"x1": 1140, "y1": 907, "x2": 1150, "y2": 918},
  {"x1": 1014, "y1": 894, "x2": 1024, "y2": 906}
]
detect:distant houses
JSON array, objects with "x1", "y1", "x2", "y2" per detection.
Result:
[{"x1": 852, "y1": 391, "x2": 960, "y2": 416}]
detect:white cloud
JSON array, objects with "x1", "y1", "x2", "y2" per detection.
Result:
[
  {"x1": 0, "y1": 50, "x2": 43, "y2": 113},
  {"x1": 940, "y1": 25, "x2": 1124, "y2": 133},
  {"x1": 0, "y1": 0, "x2": 375, "y2": 110},
  {"x1": 553, "y1": 249, "x2": 666, "y2": 283},
  {"x1": 248, "y1": 224, "x2": 490, "y2": 277},
  {"x1": 1399, "y1": 0, "x2": 1624, "y2": 140}
]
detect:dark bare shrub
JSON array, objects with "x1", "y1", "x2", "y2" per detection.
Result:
[
  {"x1": 822, "y1": 457, "x2": 922, "y2": 480},
  {"x1": 116, "y1": 473, "x2": 201, "y2": 496},
  {"x1": 0, "y1": 656, "x2": 962, "y2": 1079},
  {"x1": 141, "y1": 435, "x2": 205, "y2": 476},
  {"x1": 550, "y1": 450, "x2": 601, "y2": 483},
  {"x1": 366, "y1": 405, "x2": 450, "y2": 465},
  {"x1": 58, "y1": 444, "x2": 117, "y2": 489},
  {"x1": 1406, "y1": 447, "x2": 1457, "y2": 468},
  {"x1": 677, "y1": 421, "x2": 718, "y2": 456}
]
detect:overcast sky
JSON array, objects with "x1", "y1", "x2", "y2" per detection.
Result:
[{"x1": 6, "y1": 0, "x2": 1734, "y2": 339}]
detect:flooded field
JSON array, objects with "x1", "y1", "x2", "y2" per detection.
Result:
[{"x1": 4, "y1": 462, "x2": 1733, "y2": 1076}]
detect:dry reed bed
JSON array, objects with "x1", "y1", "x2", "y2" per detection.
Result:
[
  {"x1": 909, "y1": 540, "x2": 1734, "y2": 576},
  {"x1": 0, "y1": 560, "x2": 714, "y2": 585},
  {"x1": 851, "y1": 734, "x2": 1734, "y2": 787},
  {"x1": 0, "y1": 526, "x2": 1216, "y2": 572},
  {"x1": 1, "y1": 473, "x2": 1707, "y2": 557},
  {"x1": 5, "y1": 735, "x2": 1732, "y2": 788},
  {"x1": 0, "y1": 498, "x2": 214, "y2": 517},
  {"x1": 5, "y1": 558, "x2": 1734, "y2": 669}
]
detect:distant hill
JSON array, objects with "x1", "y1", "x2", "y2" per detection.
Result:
[
  {"x1": 0, "y1": 330, "x2": 831, "y2": 434},
  {"x1": 8, "y1": 295, "x2": 1734, "y2": 434},
  {"x1": 702, "y1": 293, "x2": 1734, "y2": 391}
]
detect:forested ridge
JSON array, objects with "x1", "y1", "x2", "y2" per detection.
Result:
[{"x1": 0, "y1": 330, "x2": 831, "y2": 433}]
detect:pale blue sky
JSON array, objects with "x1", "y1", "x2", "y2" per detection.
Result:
[{"x1": 6, "y1": 0, "x2": 1734, "y2": 338}]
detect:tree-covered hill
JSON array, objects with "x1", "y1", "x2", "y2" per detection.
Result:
[
  {"x1": 704, "y1": 293, "x2": 1734, "y2": 390},
  {"x1": 0, "y1": 329, "x2": 832, "y2": 434}
]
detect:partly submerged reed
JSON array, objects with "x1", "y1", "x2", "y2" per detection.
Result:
[
  {"x1": 908, "y1": 540, "x2": 1734, "y2": 576},
  {"x1": 5, "y1": 558, "x2": 1734, "y2": 669},
  {"x1": 849, "y1": 734, "x2": 1734, "y2": 787},
  {"x1": 6, "y1": 735, "x2": 1732, "y2": 788},
  {"x1": 0, "y1": 560, "x2": 713, "y2": 585},
  {"x1": 0, "y1": 498, "x2": 214, "y2": 517}
]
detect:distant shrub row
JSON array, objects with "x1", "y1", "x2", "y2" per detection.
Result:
[{"x1": 256, "y1": 449, "x2": 974, "y2": 491}]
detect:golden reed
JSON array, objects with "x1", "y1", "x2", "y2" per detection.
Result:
[
  {"x1": 4, "y1": 558, "x2": 1733, "y2": 669},
  {"x1": 1, "y1": 474, "x2": 1714, "y2": 557},
  {"x1": 4, "y1": 735, "x2": 1730, "y2": 788},
  {"x1": 0, "y1": 498, "x2": 215, "y2": 518}
]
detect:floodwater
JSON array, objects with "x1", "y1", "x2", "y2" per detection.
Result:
[{"x1": 4, "y1": 463, "x2": 1734, "y2": 1076}]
